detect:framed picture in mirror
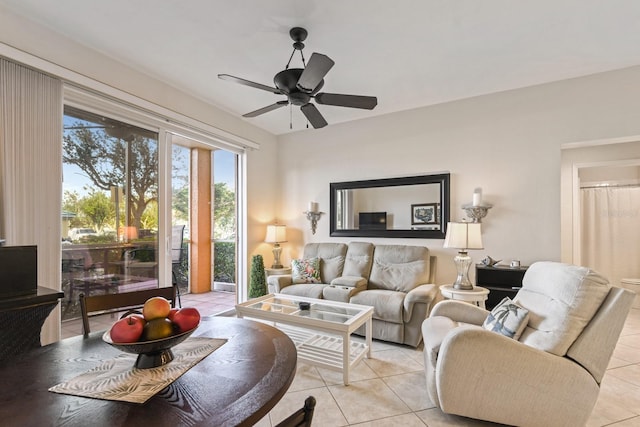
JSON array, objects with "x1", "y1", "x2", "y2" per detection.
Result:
[{"x1": 412, "y1": 203, "x2": 439, "y2": 225}]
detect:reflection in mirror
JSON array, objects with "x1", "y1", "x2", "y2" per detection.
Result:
[{"x1": 330, "y1": 173, "x2": 450, "y2": 239}]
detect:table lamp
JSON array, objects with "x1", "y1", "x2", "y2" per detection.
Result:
[
  {"x1": 265, "y1": 224, "x2": 287, "y2": 268},
  {"x1": 443, "y1": 222, "x2": 483, "y2": 290}
]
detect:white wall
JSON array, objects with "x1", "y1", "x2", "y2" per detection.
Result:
[{"x1": 277, "y1": 66, "x2": 640, "y2": 284}]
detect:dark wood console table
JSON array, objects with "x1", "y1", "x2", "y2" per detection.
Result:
[
  {"x1": 476, "y1": 265, "x2": 528, "y2": 309},
  {"x1": 0, "y1": 286, "x2": 64, "y2": 362}
]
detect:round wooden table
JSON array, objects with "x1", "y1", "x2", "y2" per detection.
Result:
[{"x1": 0, "y1": 317, "x2": 297, "y2": 427}]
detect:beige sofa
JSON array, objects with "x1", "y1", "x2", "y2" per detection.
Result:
[
  {"x1": 267, "y1": 242, "x2": 438, "y2": 347},
  {"x1": 421, "y1": 261, "x2": 635, "y2": 426}
]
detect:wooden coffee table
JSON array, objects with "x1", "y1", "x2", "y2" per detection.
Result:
[{"x1": 236, "y1": 293, "x2": 373, "y2": 385}]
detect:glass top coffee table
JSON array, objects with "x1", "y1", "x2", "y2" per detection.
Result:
[{"x1": 236, "y1": 293, "x2": 373, "y2": 385}]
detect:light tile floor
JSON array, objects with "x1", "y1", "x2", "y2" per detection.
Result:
[{"x1": 62, "y1": 294, "x2": 640, "y2": 426}]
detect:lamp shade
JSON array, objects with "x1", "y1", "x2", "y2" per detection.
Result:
[
  {"x1": 265, "y1": 224, "x2": 287, "y2": 243},
  {"x1": 443, "y1": 222, "x2": 483, "y2": 250}
]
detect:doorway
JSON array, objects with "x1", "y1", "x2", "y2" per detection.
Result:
[
  {"x1": 561, "y1": 138, "x2": 640, "y2": 291},
  {"x1": 169, "y1": 134, "x2": 238, "y2": 310},
  {"x1": 579, "y1": 164, "x2": 640, "y2": 288}
]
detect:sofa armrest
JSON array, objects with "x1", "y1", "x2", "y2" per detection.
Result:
[
  {"x1": 430, "y1": 300, "x2": 488, "y2": 326},
  {"x1": 324, "y1": 276, "x2": 367, "y2": 302},
  {"x1": 436, "y1": 327, "x2": 599, "y2": 425},
  {"x1": 404, "y1": 284, "x2": 439, "y2": 322},
  {"x1": 330, "y1": 276, "x2": 367, "y2": 288},
  {"x1": 266, "y1": 275, "x2": 293, "y2": 293}
]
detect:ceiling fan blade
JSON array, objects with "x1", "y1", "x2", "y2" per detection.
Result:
[
  {"x1": 300, "y1": 103, "x2": 328, "y2": 129},
  {"x1": 243, "y1": 101, "x2": 289, "y2": 118},
  {"x1": 315, "y1": 93, "x2": 378, "y2": 110},
  {"x1": 218, "y1": 74, "x2": 281, "y2": 94},
  {"x1": 296, "y1": 53, "x2": 335, "y2": 93}
]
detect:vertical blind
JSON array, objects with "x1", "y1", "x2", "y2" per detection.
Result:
[{"x1": 0, "y1": 58, "x2": 63, "y2": 344}]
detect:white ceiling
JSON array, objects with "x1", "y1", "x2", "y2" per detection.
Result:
[{"x1": 3, "y1": 0, "x2": 640, "y2": 135}]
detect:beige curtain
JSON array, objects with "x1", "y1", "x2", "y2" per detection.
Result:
[
  {"x1": 0, "y1": 58, "x2": 63, "y2": 344},
  {"x1": 581, "y1": 186, "x2": 640, "y2": 287}
]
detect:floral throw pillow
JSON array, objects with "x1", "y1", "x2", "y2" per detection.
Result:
[
  {"x1": 483, "y1": 297, "x2": 530, "y2": 340},
  {"x1": 291, "y1": 257, "x2": 321, "y2": 284}
]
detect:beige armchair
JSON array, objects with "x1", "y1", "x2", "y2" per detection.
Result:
[{"x1": 422, "y1": 261, "x2": 635, "y2": 427}]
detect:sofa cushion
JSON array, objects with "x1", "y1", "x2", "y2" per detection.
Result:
[
  {"x1": 515, "y1": 261, "x2": 611, "y2": 356},
  {"x1": 350, "y1": 289, "x2": 405, "y2": 323},
  {"x1": 303, "y1": 243, "x2": 347, "y2": 283},
  {"x1": 483, "y1": 297, "x2": 530, "y2": 340},
  {"x1": 368, "y1": 245, "x2": 431, "y2": 292},
  {"x1": 291, "y1": 257, "x2": 321, "y2": 284},
  {"x1": 280, "y1": 283, "x2": 326, "y2": 299},
  {"x1": 342, "y1": 242, "x2": 374, "y2": 280}
]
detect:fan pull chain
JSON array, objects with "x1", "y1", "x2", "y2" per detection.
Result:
[
  {"x1": 300, "y1": 50, "x2": 306, "y2": 67},
  {"x1": 290, "y1": 103, "x2": 293, "y2": 130}
]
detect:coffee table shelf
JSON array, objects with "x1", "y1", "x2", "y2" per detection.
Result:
[
  {"x1": 277, "y1": 324, "x2": 369, "y2": 373},
  {"x1": 236, "y1": 293, "x2": 373, "y2": 385}
]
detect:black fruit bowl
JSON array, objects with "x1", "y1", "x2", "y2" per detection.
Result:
[{"x1": 102, "y1": 322, "x2": 199, "y2": 369}]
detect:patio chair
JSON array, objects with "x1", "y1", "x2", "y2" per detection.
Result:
[
  {"x1": 79, "y1": 285, "x2": 177, "y2": 336},
  {"x1": 171, "y1": 225, "x2": 186, "y2": 307},
  {"x1": 275, "y1": 396, "x2": 316, "y2": 427}
]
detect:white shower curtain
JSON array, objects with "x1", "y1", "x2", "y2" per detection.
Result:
[{"x1": 581, "y1": 186, "x2": 640, "y2": 287}]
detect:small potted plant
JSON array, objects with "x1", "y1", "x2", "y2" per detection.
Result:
[{"x1": 249, "y1": 254, "x2": 267, "y2": 298}]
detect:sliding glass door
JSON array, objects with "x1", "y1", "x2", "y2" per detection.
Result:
[
  {"x1": 170, "y1": 134, "x2": 238, "y2": 301},
  {"x1": 61, "y1": 106, "x2": 159, "y2": 320}
]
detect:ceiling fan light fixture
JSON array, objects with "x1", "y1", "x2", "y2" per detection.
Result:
[{"x1": 218, "y1": 26, "x2": 377, "y2": 130}]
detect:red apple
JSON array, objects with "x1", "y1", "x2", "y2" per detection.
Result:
[
  {"x1": 143, "y1": 296, "x2": 172, "y2": 320},
  {"x1": 172, "y1": 307, "x2": 201, "y2": 333},
  {"x1": 167, "y1": 308, "x2": 179, "y2": 321},
  {"x1": 110, "y1": 315, "x2": 145, "y2": 343}
]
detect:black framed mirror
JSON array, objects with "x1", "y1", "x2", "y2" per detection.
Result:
[{"x1": 330, "y1": 173, "x2": 450, "y2": 239}]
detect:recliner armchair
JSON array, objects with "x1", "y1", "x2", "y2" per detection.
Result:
[{"x1": 422, "y1": 261, "x2": 635, "y2": 427}]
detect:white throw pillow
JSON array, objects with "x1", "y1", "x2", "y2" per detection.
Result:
[{"x1": 483, "y1": 297, "x2": 530, "y2": 340}]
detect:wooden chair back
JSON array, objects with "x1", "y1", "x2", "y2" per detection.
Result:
[
  {"x1": 79, "y1": 286, "x2": 177, "y2": 336},
  {"x1": 275, "y1": 396, "x2": 316, "y2": 427}
]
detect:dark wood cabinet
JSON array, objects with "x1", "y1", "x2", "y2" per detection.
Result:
[
  {"x1": 476, "y1": 265, "x2": 528, "y2": 309},
  {"x1": 0, "y1": 287, "x2": 64, "y2": 362}
]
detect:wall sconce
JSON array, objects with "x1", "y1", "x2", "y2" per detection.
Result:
[
  {"x1": 462, "y1": 187, "x2": 492, "y2": 223},
  {"x1": 304, "y1": 201, "x2": 323, "y2": 235},
  {"x1": 265, "y1": 224, "x2": 287, "y2": 268}
]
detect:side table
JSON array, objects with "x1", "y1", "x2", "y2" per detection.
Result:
[
  {"x1": 440, "y1": 285, "x2": 490, "y2": 309},
  {"x1": 265, "y1": 267, "x2": 292, "y2": 277}
]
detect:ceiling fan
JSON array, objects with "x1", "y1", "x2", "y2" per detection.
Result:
[{"x1": 218, "y1": 27, "x2": 377, "y2": 129}]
